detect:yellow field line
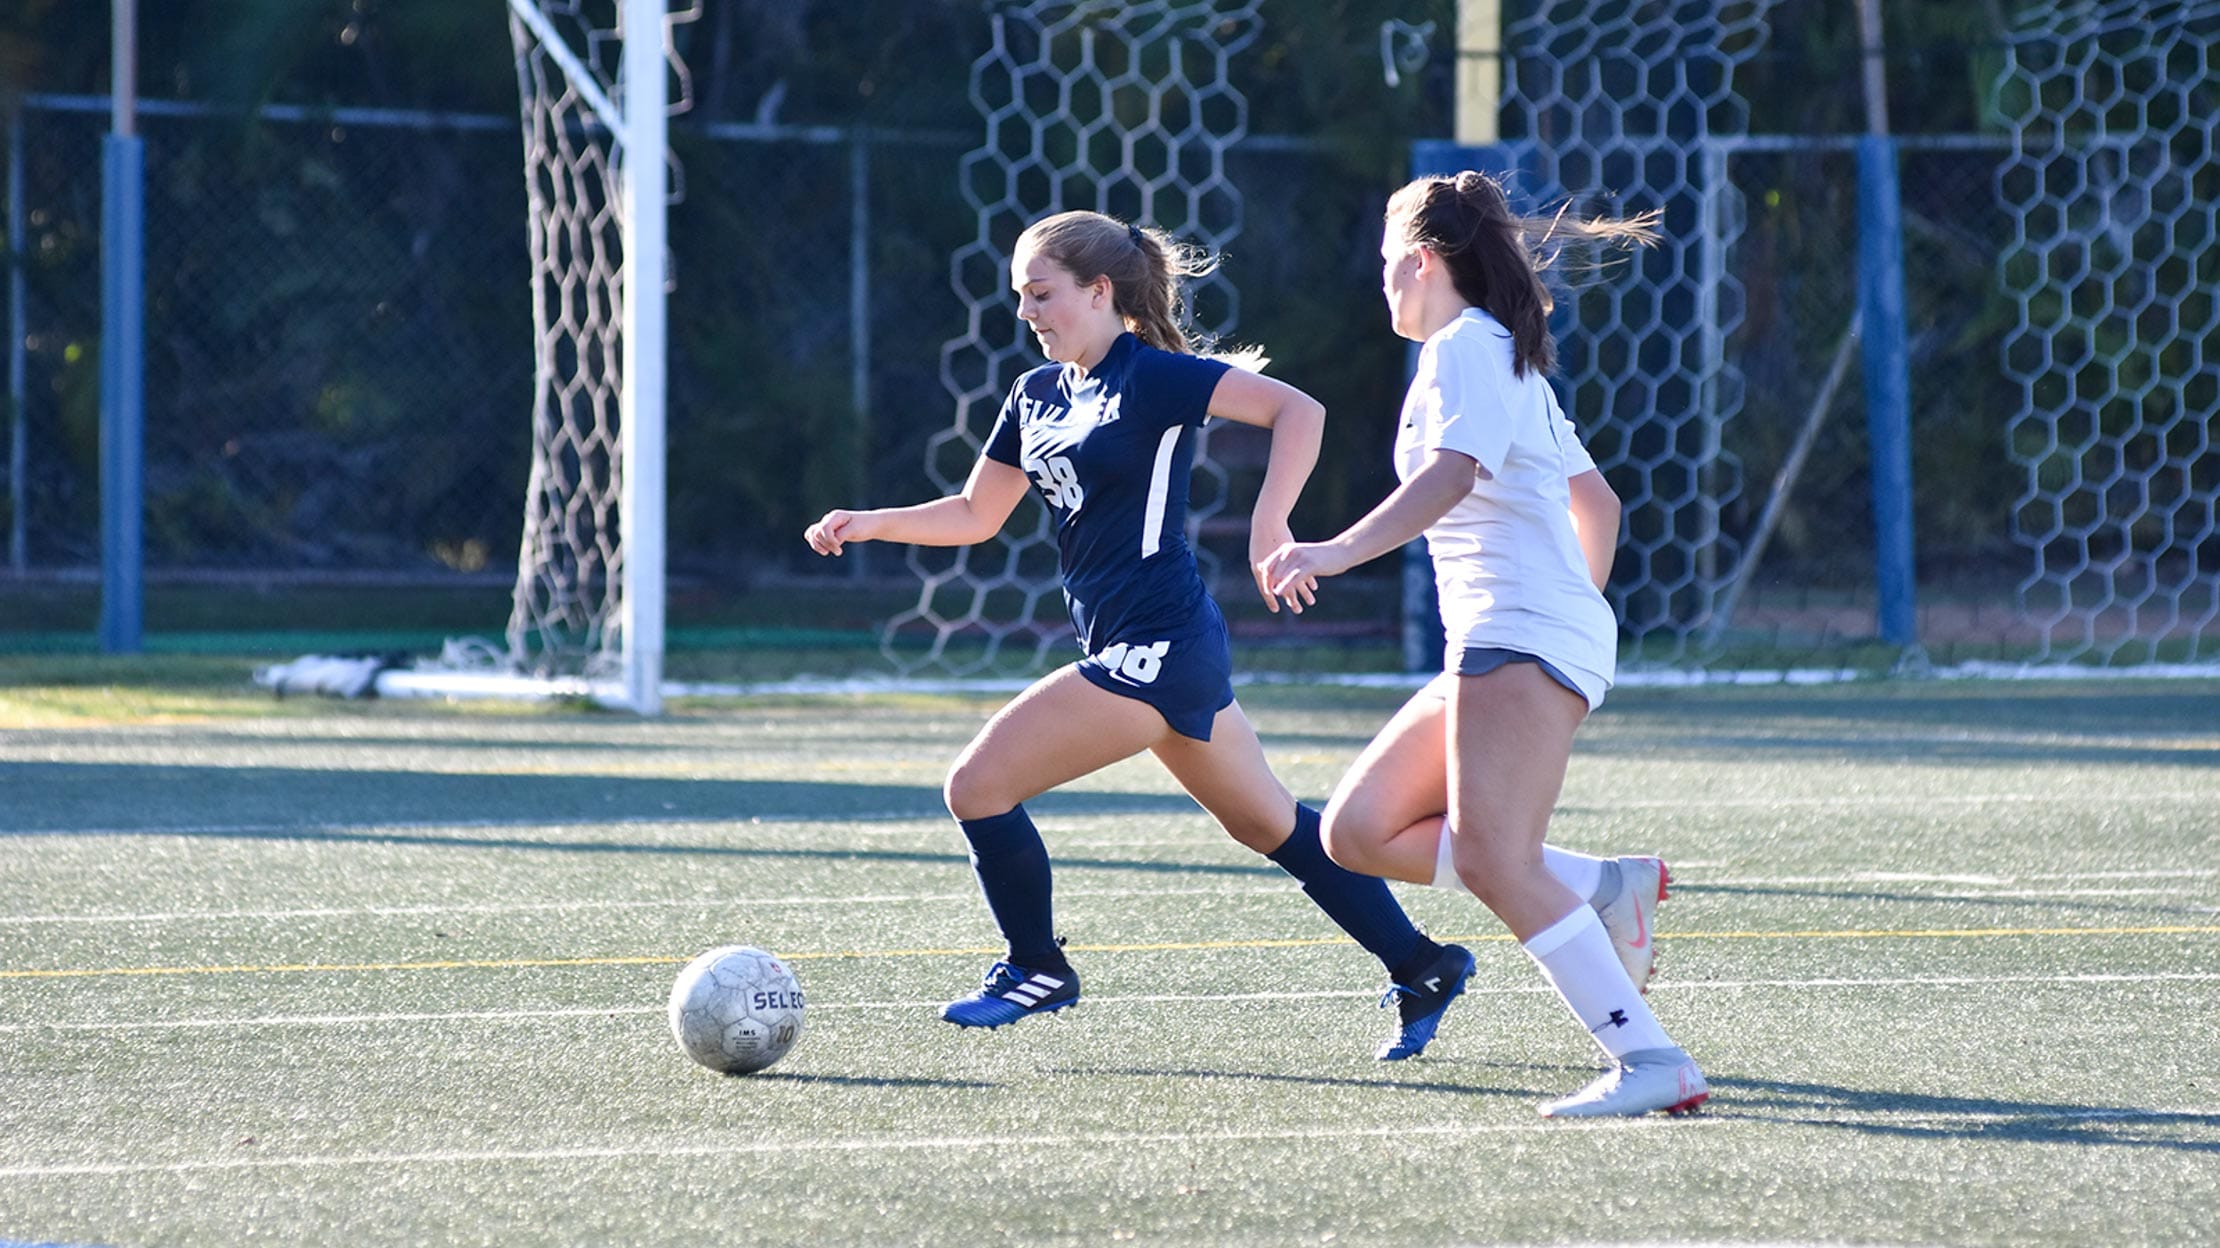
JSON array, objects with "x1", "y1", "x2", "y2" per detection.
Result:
[{"x1": 2, "y1": 923, "x2": 2214, "y2": 980}]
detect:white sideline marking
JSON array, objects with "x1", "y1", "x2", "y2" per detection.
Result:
[
  {"x1": 0, "y1": 812, "x2": 949, "y2": 841},
  {"x1": 7, "y1": 1103, "x2": 2212, "y2": 1180},
  {"x1": 1, "y1": 784, "x2": 2208, "y2": 845},
  {"x1": 0, "y1": 884, "x2": 1298, "y2": 926},
  {"x1": 651, "y1": 661, "x2": 2220, "y2": 698},
  {"x1": 5, "y1": 972, "x2": 2213, "y2": 1034},
  {"x1": 0, "y1": 868, "x2": 2208, "y2": 927},
  {"x1": 1, "y1": 1119, "x2": 1729, "y2": 1179},
  {"x1": 1681, "y1": 868, "x2": 2218, "y2": 887}
]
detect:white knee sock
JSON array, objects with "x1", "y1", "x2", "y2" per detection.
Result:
[
  {"x1": 1431, "y1": 824, "x2": 1614, "y2": 905},
  {"x1": 1523, "y1": 906, "x2": 1675, "y2": 1060}
]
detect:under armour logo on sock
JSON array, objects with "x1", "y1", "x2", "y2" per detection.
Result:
[{"x1": 1590, "y1": 1008, "x2": 1630, "y2": 1034}]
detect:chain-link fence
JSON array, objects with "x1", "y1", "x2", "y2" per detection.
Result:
[
  {"x1": 0, "y1": 98, "x2": 981, "y2": 639},
  {"x1": 1709, "y1": 136, "x2": 2030, "y2": 661},
  {"x1": 3, "y1": 1, "x2": 2213, "y2": 676},
  {"x1": 5, "y1": 100, "x2": 531, "y2": 580},
  {"x1": 0, "y1": 91, "x2": 1405, "y2": 661}
]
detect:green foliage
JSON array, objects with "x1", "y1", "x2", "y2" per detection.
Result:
[{"x1": 5, "y1": 0, "x2": 2202, "y2": 612}]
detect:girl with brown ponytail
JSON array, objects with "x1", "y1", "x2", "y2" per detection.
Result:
[
  {"x1": 805, "y1": 209, "x2": 1482, "y2": 1056},
  {"x1": 1262, "y1": 172, "x2": 1711, "y2": 1117}
]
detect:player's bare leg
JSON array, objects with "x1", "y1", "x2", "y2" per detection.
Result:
[
  {"x1": 943, "y1": 663, "x2": 1170, "y2": 821},
  {"x1": 1445, "y1": 663, "x2": 1705, "y2": 1117},
  {"x1": 1319, "y1": 677, "x2": 1455, "y2": 884},
  {"x1": 1323, "y1": 676, "x2": 1669, "y2": 988},
  {"x1": 1156, "y1": 701, "x2": 1471, "y2": 1060},
  {"x1": 940, "y1": 665, "x2": 1173, "y2": 1030}
]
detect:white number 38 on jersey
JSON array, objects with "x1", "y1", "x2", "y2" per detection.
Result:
[{"x1": 1023, "y1": 455, "x2": 1084, "y2": 510}]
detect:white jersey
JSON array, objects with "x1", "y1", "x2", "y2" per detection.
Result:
[{"x1": 1395, "y1": 307, "x2": 1616, "y2": 706}]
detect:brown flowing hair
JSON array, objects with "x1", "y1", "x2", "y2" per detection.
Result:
[
  {"x1": 1387, "y1": 171, "x2": 1660, "y2": 378},
  {"x1": 1015, "y1": 210, "x2": 1265, "y2": 368}
]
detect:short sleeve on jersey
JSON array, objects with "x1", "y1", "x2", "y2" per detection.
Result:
[
  {"x1": 1417, "y1": 337, "x2": 1513, "y2": 478},
  {"x1": 1133, "y1": 349, "x2": 1231, "y2": 430},
  {"x1": 982, "y1": 381, "x2": 1025, "y2": 467},
  {"x1": 1550, "y1": 393, "x2": 1598, "y2": 475}
]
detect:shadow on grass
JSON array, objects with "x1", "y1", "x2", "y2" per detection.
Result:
[
  {"x1": 0, "y1": 761, "x2": 1199, "y2": 831},
  {"x1": 1575, "y1": 687, "x2": 2220, "y2": 770},
  {"x1": 1050, "y1": 1061, "x2": 1576, "y2": 1104},
  {"x1": 1058, "y1": 1066, "x2": 2219, "y2": 1154},
  {"x1": 0, "y1": 761, "x2": 1284, "y2": 879},
  {"x1": 1708, "y1": 1075, "x2": 2220, "y2": 1153},
  {"x1": 740, "y1": 1071, "x2": 1001, "y2": 1091}
]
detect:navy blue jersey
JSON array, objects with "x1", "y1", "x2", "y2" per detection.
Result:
[{"x1": 983, "y1": 333, "x2": 1231, "y2": 655}]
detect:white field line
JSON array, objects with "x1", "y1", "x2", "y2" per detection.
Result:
[
  {"x1": 8, "y1": 1101, "x2": 2215, "y2": 1180},
  {"x1": 0, "y1": 782, "x2": 2213, "y2": 844},
  {"x1": 0, "y1": 1118, "x2": 1728, "y2": 1179},
  {"x1": 1680, "y1": 869, "x2": 2220, "y2": 887},
  {"x1": 5, "y1": 972, "x2": 2215, "y2": 1034},
  {"x1": 0, "y1": 885, "x2": 1266, "y2": 926},
  {"x1": 0, "y1": 869, "x2": 2210, "y2": 927}
]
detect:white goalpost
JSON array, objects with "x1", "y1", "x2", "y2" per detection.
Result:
[
  {"x1": 261, "y1": 2, "x2": 688, "y2": 709},
  {"x1": 497, "y1": 0, "x2": 679, "y2": 713},
  {"x1": 258, "y1": 2, "x2": 689, "y2": 710}
]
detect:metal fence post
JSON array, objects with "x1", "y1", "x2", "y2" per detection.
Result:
[
  {"x1": 1856, "y1": 0, "x2": 1917, "y2": 652},
  {"x1": 848, "y1": 128, "x2": 871, "y2": 580},
  {"x1": 7, "y1": 109, "x2": 26, "y2": 575},
  {"x1": 101, "y1": 0, "x2": 145, "y2": 652}
]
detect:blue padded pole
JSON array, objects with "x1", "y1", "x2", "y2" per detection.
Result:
[
  {"x1": 1855, "y1": 132, "x2": 1917, "y2": 647},
  {"x1": 99, "y1": 131, "x2": 144, "y2": 653}
]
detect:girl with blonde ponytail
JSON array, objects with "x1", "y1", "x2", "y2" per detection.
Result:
[
  {"x1": 804, "y1": 209, "x2": 1479, "y2": 1056},
  {"x1": 1263, "y1": 171, "x2": 1710, "y2": 1118}
]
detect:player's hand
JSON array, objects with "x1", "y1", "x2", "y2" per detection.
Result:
[
  {"x1": 804, "y1": 510, "x2": 863, "y2": 556},
  {"x1": 1249, "y1": 519, "x2": 1316, "y2": 614},
  {"x1": 1259, "y1": 540, "x2": 1351, "y2": 602}
]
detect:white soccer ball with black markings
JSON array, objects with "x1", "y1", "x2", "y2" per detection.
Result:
[{"x1": 668, "y1": 945, "x2": 806, "y2": 1075}]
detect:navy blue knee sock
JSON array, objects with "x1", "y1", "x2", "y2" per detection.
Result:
[
  {"x1": 1267, "y1": 804, "x2": 1435, "y2": 980},
  {"x1": 957, "y1": 805, "x2": 1069, "y2": 972}
]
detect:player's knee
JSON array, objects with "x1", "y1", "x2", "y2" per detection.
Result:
[
  {"x1": 942, "y1": 760, "x2": 1008, "y2": 824},
  {"x1": 1447, "y1": 830, "x2": 1537, "y2": 907},
  {"x1": 1319, "y1": 798, "x2": 1381, "y2": 872}
]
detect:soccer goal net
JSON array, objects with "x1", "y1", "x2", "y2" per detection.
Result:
[
  {"x1": 500, "y1": 0, "x2": 698, "y2": 711},
  {"x1": 883, "y1": 0, "x2": 1264, "y2": 677},
  {"x1": 1997, "y1": 0, "x2": 2220, "y2": 666},
  {"x1": 257, "y1": 1, "x2": 696, "y2": 710},
  {"x1": 339, "y1": 0, "x2": 693, "y2": 711}
]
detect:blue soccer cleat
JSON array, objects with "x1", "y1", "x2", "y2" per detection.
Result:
[
  {"x1": 1375, "y1": 943, "x2": 1476, "y2": 1061},
  {"x1": 940, "y1": 960, "x2": 1080, "y2": 1029}
]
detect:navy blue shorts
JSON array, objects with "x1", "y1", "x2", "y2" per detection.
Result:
[
  {"x1": 1074, "y1": 602, "x2": 1235, "y2": 742},
  {"x1": 1451, "y1": 645, "x2": 1587, "y2": 701}
]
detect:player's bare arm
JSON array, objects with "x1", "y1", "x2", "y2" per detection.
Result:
[
  {"x1": 1566, "y1": 467, "x2": 1621, "y2": 590},
  {"x1": 1204, "y1": 367, "x2": 1325, "y2": 613},
  {"x1": 805, "y1": 456, "x2": 1031, "y2": 556},
  {"x1": 1260, "y1": 449, "x2": 1477, "y2": 597}
]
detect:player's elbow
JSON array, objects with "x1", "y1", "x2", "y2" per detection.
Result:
[
  {"x1": 1280, "y1": 394, "x2": 1326, "y2": 436},
  {"x1": 955, "y1": 512, "x2": 1003, "y2": 546}
]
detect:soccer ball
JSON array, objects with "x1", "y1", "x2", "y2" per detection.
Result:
[{"x1": 668, "y1": 945, "x2": 806, "y2": 1075}]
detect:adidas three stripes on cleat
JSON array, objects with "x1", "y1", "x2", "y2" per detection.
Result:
[{"x1": 940, "y1": 960, "x2": 1080, "y2": 1029}]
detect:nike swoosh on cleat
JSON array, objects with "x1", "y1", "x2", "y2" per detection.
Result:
[
  {"x1": 1628, "y1": 896, "x2": 1650, "y2": 950},
  {"x1": 1423, "y1": 976, "x2": 1442, "y2": 992}
]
